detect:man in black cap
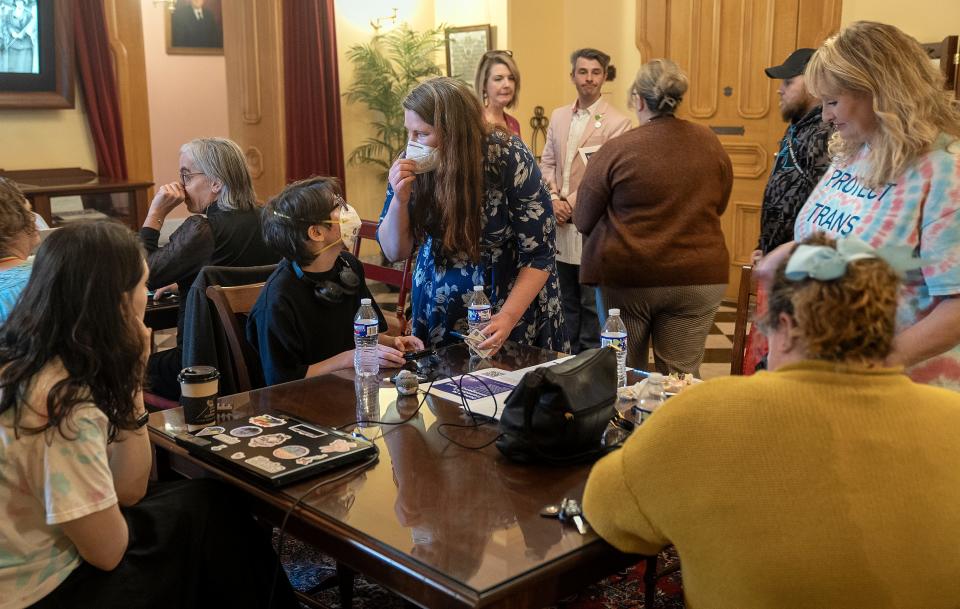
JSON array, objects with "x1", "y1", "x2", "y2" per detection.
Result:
[{"x1": 754, "y1": 48, "x2": 831, "y2": 258}]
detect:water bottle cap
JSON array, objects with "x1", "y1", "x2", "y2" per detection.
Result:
[
  {"x1": 473, "y1": 285, "x2": 484, "y2": 292},
  {"x1": 360, "y1": 298, "x2": 372, "y2": 305},
  {"x1": 608, "y1": 308, "x2": 620, "y2": 316}
]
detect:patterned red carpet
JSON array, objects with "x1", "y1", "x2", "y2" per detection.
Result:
[{"x1": 279, "y1": 533, "x2": 685, "y2": 609}]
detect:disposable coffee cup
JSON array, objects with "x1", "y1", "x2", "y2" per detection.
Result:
[{"x1": 178, "y1": 366, "x2": 219, "y2": 431}]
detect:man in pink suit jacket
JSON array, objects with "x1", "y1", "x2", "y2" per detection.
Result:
[{"x1": 539, "y1": 48, "x2": 632, "y2": 353}]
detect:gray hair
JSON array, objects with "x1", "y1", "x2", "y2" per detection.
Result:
[
  {"x1": 179, "y1": 137, "x2": 257, "y2": 211},
  {"x1": 631, "y1": 59, "x2": 688, "y2": 116}
]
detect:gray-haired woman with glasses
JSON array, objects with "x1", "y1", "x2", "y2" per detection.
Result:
[{"x1": 139, "y1": 137, "x2": 280, "y2": 400}]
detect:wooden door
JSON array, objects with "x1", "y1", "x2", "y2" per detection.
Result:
[{"x1": 636, "y1": 0, "x2": 840, "y2": 297}]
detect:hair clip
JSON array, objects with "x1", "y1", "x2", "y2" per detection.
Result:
[{"x1": 785, "y1": 236, "x2": 925, "y2": 282}]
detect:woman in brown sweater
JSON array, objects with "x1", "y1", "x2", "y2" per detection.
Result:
[{"x1": 574, "y1": 59, "x2": 732, "y2": 375}]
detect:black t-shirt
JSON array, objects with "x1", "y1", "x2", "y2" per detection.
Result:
[{"x1": 246, "y1": 254, "x2": 387, "y2": 386}]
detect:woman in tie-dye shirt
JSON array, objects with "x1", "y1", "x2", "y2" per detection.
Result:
[
  {"x1": 791, "y1": 21, "x2": 960, "y2": 390},
  {"x1": 0, "y1": 222, "x2": 297, "y2": 609}
]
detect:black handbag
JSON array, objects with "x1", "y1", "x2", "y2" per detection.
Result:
[{"x1": 496, "y1": 347, "x2": 617, "y2": 464}]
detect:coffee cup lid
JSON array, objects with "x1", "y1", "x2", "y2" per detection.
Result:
[{"x1": 178, "y1": 366, "x2": 220, "y2": 383}]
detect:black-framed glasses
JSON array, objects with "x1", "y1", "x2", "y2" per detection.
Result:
[{"x1": 179, "y1": 169, "x2": 204, "y2": 185}]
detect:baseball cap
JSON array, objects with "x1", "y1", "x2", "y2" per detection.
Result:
[{"x1": 765, "y1": 48, "x2": 816, "y2": 79}]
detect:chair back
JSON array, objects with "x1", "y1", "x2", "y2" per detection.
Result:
[
  {"x1": 351, "y1": 219, "x2": 413, "y2": 334},
  {"x1": 730, "y1": 265, "x2": 756, "y2": 375},
  {"x1": 205, "y1": 282, "x2": 266, "y2": 393}
]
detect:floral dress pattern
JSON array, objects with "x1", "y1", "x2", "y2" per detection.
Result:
[{"x1": 379, "y1": 132, "x2": 567, "y2": 351}]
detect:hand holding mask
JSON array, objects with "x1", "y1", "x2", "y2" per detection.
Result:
[{"x1": 405, "y1": 140, "x2": 440, "y2": 174}]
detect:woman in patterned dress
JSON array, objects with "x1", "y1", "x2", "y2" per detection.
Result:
[{"x1": 379, "y1": 77, "x2": 565, "y2": 354}]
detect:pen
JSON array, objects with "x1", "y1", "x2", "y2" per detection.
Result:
[{"x1": 449, "y1": 331, "x2": 469, "y2": 340}]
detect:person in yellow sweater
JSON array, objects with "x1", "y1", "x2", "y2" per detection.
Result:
[{"x1": 583, "y1": 234, "x2": 960, "y2": 609}]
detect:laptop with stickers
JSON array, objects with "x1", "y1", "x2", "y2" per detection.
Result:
[{"x1": 175, "y1": 413, "x2": 378, "y2": 488}]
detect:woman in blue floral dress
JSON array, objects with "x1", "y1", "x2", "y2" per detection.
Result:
[{"x1": 379, "y1": 77, "x2": 566, "y2": 354}]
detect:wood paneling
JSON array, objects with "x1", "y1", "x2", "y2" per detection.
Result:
[
  {"x1": 103, "y1": 0, "x2": 153, "y2": 183},
  {"x1": 223, "y1": 0, "x2": 286, "y2": 202},
  {"x1": 636, "y1": 0, "x2": 838, "y2": 297}
]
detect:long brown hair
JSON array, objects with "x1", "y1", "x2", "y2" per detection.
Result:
[{"x1": 404, "y1": 77, "x2": 487, "y2": 262}]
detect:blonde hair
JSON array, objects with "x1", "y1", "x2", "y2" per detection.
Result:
[
  {"x1": 763, "y1": 234, "x2": 900, "y2": 363},
  {"x1": 630, "y1": 59, "x2": 688, "y2": 116},
  {"x1": 805, "y1": 21, "x2": 960, "y2": 190},
  {"x1": 179, "y1": 137, "x2": 258, "y2": 211},
  {"x1": 404, "y1": 77, "x2": 489, "y2": 262},
  {"x1": 474, "y1": 51, "x2": 520, "y2": 110}
]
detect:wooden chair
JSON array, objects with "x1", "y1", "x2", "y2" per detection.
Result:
[
  {"x1": 730, "y1": 265, "x2": 756, "y2": 375},
  {"x1": 204, "y1": 282, "x2": 266, "y2": 394},
  {"x1": 351, "y1": 219, "x2": 413, "y2": 335}
]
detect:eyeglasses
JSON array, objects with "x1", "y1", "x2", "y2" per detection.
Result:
[
  {"x1": 179, "y1": 170, "x2": 204, "y2": 185},
  {"x1": 482, "y1": 49, "x2": 513, "y2": 59}
]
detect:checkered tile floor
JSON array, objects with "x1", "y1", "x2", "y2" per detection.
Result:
[{"x1": 155, "y1": 289, "x2": 738, "y2": 380}]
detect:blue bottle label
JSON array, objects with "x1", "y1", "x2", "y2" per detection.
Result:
[
  {"x1": 467, "y1": 306, "x2": 491, "y2": 324},
  {"x1": 601, "y1": 335, "x2": 625, "y2": 352},
  {"x1": 354, "y1": 321, "x2": 378, "y2": 338}
]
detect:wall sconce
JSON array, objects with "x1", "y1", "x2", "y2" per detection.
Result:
[
  {"x1": 152, "y1": 0, "x2": 177, "y2": 12},
  {"x1": 370, "y1": 8, "x2": 398, "y2": 33}
]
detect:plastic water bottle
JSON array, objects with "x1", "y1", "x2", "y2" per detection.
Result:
[
  {"x1": 354, "y1": 298, "x2": 379, "y2": 377},
  {"x1": 601, "y1": 308, "x2": 628, "y2": 387},
  {"x1": 467, "y1": 285, "x2": 492, "y2": 335},
  {"x1": 634, "y1": 372, "x2": 667, "y2": 423}
]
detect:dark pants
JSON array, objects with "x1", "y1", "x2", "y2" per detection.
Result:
[
  {"x1": 147, "y1": 346, "x2": 182, "y2": 400},
  {"x1": 557, "y1": 261, "x2": 600, "y2": 354},
  {"x1": 30, "y1": 479, "x2": 298, "y2": 609}
]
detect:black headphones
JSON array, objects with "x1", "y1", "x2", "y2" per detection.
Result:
[{"x1": 291, "y1": 255, "x2": 361, "y2": 304}]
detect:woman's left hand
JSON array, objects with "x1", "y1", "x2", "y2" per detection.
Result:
[{"x1": 478, "y1": 310, "x2": 521, "y2": 356}]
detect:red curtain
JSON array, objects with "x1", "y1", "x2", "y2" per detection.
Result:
[
  {"x1": 74, "y1": 2, "x2": 128, "y2": 180},
  {"x1": 282, "y1": 0, "x2": 346, "y2": 188}
]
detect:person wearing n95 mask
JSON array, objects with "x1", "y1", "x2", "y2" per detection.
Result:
[{"x1": 247, "y1": 177, "x2": 423, "y2": 387}]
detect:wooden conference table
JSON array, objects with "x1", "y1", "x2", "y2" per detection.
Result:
[{"x1": 147, "y1": 342, "x2": 639, "y2": 608}]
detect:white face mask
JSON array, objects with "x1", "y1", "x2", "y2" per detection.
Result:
[
  {"x1": 338, "y1": 204, "x2": 362, "y2": 252},
  {"x1": 405, "y1": 140, "x2": 440, "y2": 174},
  {"x1": 318, "y1": 203, "x2": 362, "y2": 254}
]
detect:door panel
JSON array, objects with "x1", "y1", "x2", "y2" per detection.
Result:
[{"x1": 636, "y1": 0, "x2": 840, "y2": 297}]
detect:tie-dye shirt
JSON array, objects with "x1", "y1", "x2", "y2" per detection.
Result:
[
  {"x1": 795, "y1": 135, "x2": 960, "y2": 390},
  {"x1": 0, "y1": 364, "x2": 117, "y2": 608}
]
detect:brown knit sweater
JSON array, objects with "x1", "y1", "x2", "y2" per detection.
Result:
[{"x1": 573, "y1": 116, "x2": 732, "y2": 287}]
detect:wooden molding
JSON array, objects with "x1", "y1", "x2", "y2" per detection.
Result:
[
  {"x1": 223, "y1": 0, "x2": 286, "y2": 202},
  {"x1": 686, "y1": 0, "x2": 721, "y2": 119},
  {"x1": 635, "y1": 0, "x2": 669, "y2": 61},
  {"x1": 736, "y1": 0, "x2": 775, "y2": 119},
  {"x1": 797, "y1": 0, "x2": 842, "y2": 48},
  {"x1": 723, "y1": 142, "x2": 769, "y2": 179},
  {"x1": 103, "y1": 0, "x2": 153, "y2": 183},
  {"x1": 731, "y1": 201, "x2": 761, "y2": 263}
]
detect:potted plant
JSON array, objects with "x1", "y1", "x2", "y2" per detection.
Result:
[{"x1": 344, "y1": 24, "x2": 445, "y2": 179}]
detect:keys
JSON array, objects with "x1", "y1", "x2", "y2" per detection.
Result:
[
  {"x1": 540, "y1": 498, "x2": 590, "y2": 534},
  {"x1": 560, "y1": 498, "x2": 589, "y2": 535}
]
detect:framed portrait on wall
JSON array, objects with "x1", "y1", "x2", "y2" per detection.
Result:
[
  {"x1": 165, "y1": 0, "x2": 223, "y2": 56},
  {"x1": 445, "y1": 25, "x2": 492, "y2": 89},
  {"x1": 0, "y1": 0, "x2": 74, "y2": 109}
]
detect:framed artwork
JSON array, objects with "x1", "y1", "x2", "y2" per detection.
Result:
[
  {"x1": 165, "y1": 0, "x2": 223, "y2": 56},
  {"x1": 0, "y1": 0, "x2": 74, "y2": 109},
  {"x1": 445, "y1": 25, "x2": 492, "y2": 89}
]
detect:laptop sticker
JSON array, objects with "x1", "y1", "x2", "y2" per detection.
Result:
[
  {"x1": 250, "y1": 414, "x2": 286, "y2": 428},
  {"x1": 320, "y1": 438, "x2": 358, "y2": 454},
  {"x1": 273, "y1": 445, "x2": 310, "y2": 460},
  {"x1": 246, "y1": 455, "x2": 286, "y2": 474},
  {"x1": 230, "y1": 426, "x2": 263, "y2": 438},
  {"x1": 289, "y1": 423, "x2": 328, "y2": 439},
  {"x1": 212, "y1": 434, "x2": 240, "y2": 445},
  {"x1": 295, "y1": 454, "x2": 330, "y2": 466},
  {"x1": 249, "y1": 433, "x2": 292, "y2": 448},
  {"x1": 231, "y1": 452, "x2": 246, "y2": 460},
  {"x1": 196, "y1": 426, "x2": 225, "y2": 437}
]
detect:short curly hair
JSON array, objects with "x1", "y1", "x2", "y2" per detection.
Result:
[
  {"x1": 762, "y1": 234, "x2": 900, "y2": 363},
  {"x1": 0, "y1": 177, "x2": 36, "y2": 257}
]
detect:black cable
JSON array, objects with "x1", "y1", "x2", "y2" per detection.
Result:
[
  {"x1": 435, "y1": 371, "x2": 504, "y2": 450},
  {"x1": 268, "y1": 452, "x2": 379, "y2": 608}
]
